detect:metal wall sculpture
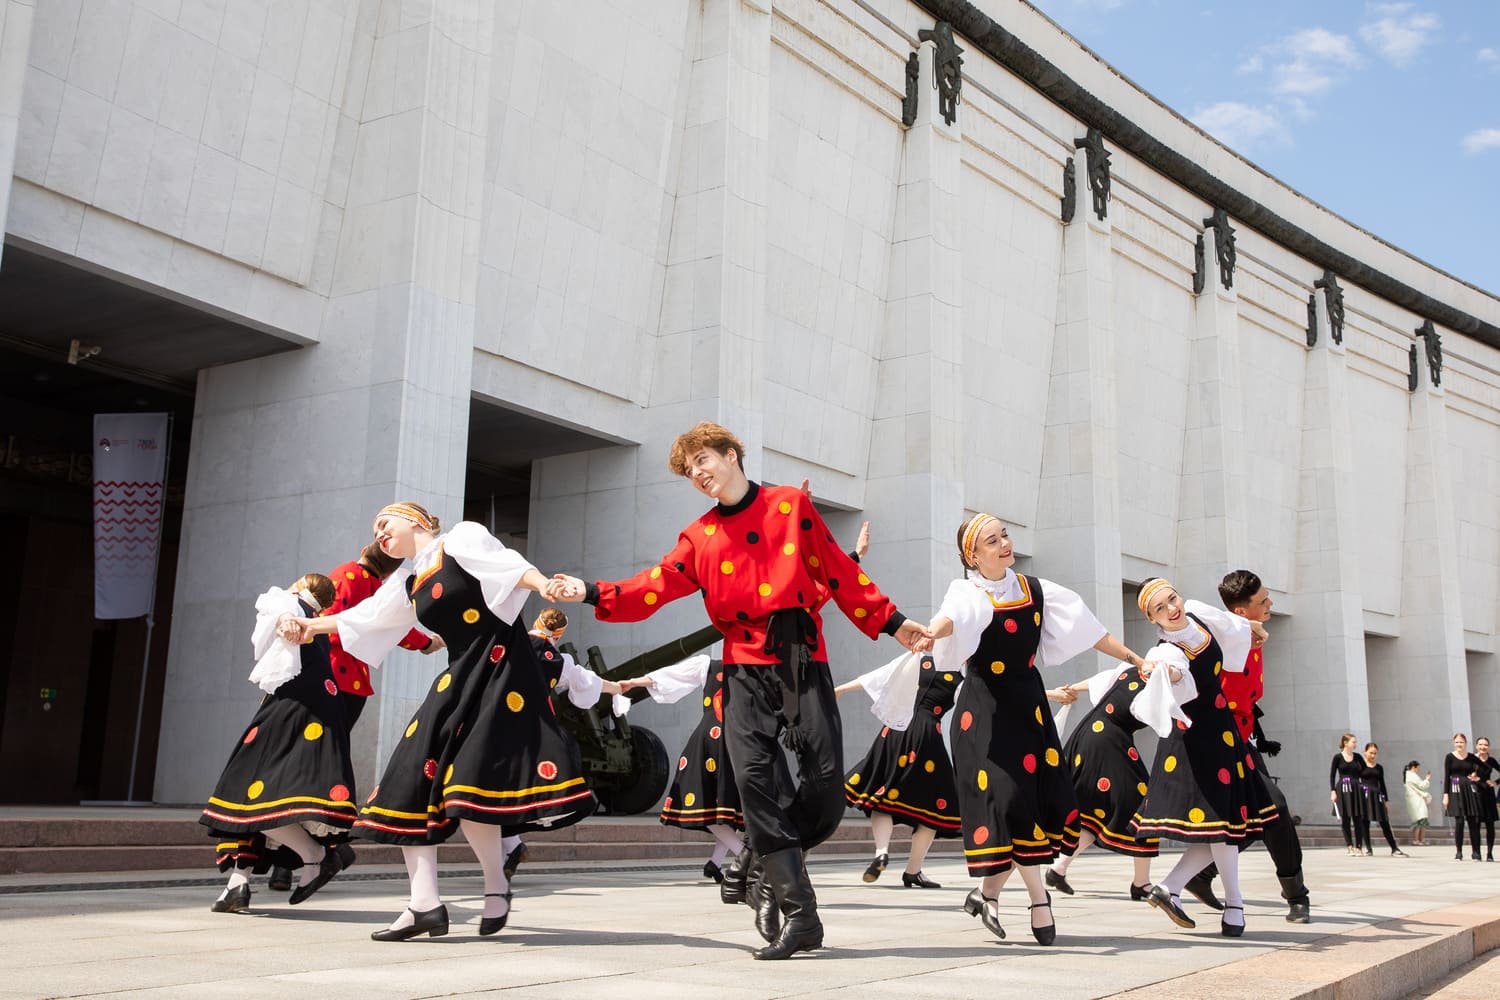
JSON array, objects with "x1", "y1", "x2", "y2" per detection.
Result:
[
  {"x1": 1203, "y1": 208, "x2": 1236, "y2": 289},
  {"x1": 1192, "y1": 234, "x2": 1206, "y2": 295},
  {"x1": 1306, "y1": 292, "x2": 1318, "y2": 347},
  {"x1": 1315, "y1": 270, "x2": 1345, "y2": 345},
  {"x1": 1416, "y1": 320, "x2": 1442, "y2": 388},
  {"x1": 1061, "y1": 157, "x2": 1076, "y2": 223},
  {"x1": 902, "y1": 51, "x2": 920, "y2": 127},
  {"x1": 917, "y1": 22, "x2": 963, "y2": 126},
  {"x1": 1073, "y1": 127, "x2": 1110, "y2": 221}
]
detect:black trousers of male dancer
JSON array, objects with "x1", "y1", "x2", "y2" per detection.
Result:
[
  {"x1": 721, "y1": 659, "x2": 845, "y2": 856},
  {"x1": 1197, "y1": 743, "x2": 1308, "y2": 906}
]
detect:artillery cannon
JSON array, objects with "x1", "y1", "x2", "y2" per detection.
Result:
[{"x1": 556, "y1": 624, "x2": 721, "y2": 815}]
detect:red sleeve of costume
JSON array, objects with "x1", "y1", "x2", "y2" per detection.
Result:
[
  {"x1": 1220, "y1": 646, "x2": 1263, "y2": 741},
  {"x1": 593, "y1": 532, "x2": 702, "y2": 623},
  {"x1": 398, "y1": 628, "x2": 431, "y2": 651},
  {"x1": 789, "y1": 489, "x2": 895, "y2": 639}
]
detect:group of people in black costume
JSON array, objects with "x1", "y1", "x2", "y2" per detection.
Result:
[
  {"x1": 1333, "y1": 731, "x2": 1500, "y2": 862},
  {"x1": 199, "y1": 420, "x2": 1315, "y2": 957}
]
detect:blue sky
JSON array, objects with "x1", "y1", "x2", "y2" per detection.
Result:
[{"x1": 1029, "y1": 1, "x2": 1500, "y2": 297}]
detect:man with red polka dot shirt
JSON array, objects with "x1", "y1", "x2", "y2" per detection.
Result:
[
  {"x1": 1189, "y1": 570, "x2": 1310, "y2": 924},
  {"x1": 551, "y1": 422, "x2": 928, "y2": 961}
]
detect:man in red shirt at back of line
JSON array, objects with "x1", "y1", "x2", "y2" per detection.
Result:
[
  {"x1": 268, "y1": 541, "x2": 443, "y2": 893},
  {"x1": 551, "y1": 421, "x2": 928, "y2": 960},
  {"x1": 1184, "y1": 569, "x2": 1311, "y2": 924}
]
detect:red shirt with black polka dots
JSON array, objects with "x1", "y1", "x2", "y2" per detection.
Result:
[
  {"x1": 323, "y1": 559, "x2": 433, "y2": 696},
  {"x1": 1218, "y1": 646, "x2": 1264, "y2": 742},
  {"x1": 591, "y1": 483, "x2": 899, "y2": 665}
]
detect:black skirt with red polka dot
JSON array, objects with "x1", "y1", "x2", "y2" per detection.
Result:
[
  {"x1": 660, "y1": 666, "x2": 744, "y2": 831},
  {"x1": 199, "y1": 616, "x2": 358, "y2": 870},
  {"x1": 1060, "y1": 671, "x2": 1158, "y2": 856},
  {"x1": 1130, "y1": 613, "x2": 1278, "y2": 844},
  {"x1": 354, "y1": 553, "x2": 596, "y2": 845},
  {"x1": 952, "y1": 576, "x2": 1081, "y2": 875},
  {"x1": 844, "y1": 658, "x2": 961, "y2": 836}
]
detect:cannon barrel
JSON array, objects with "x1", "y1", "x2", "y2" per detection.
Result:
[{"x1": 597, "y1": 624, "x2": 722, "y2": 683}]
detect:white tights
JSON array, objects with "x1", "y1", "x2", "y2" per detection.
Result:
[
  {"x1": 1161, "y1": 843, "x2": 1243, "y2": 927},
  {"x1": 980, "y1": 864, "x2": 1052, "y2": 929},
  {"x1": 869, "y1": 814, "x2": 938, "y2": 874},
  {"x1": 385, "y1": 820, "x2": 511, "y2": 932},
  {"x1": 708, "y1": 824, "x2": 743, "y2": 866},
  {"x1": 1050, "y1": 830, "x2": 1153, "y2": 888}
]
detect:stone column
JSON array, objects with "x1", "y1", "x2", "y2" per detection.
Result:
[
  {"x1": 861, "y1": 36, "x2": 965, "y2": 637},
  {"x1": 1035, "y1": 143, "x2": 1123, "y2": 641},
  {"x1": 1365, "y1": 331, "x2": 1471, "y2": 789},
  {"x1": 154, "y1": 0, "x2": 496, "y2": 800},
  {"x1": 1276, "y1": 286, "x2": 1372, "y2": 817},
  {"x1": 1173, "y1": 219, "x2": 1249, "y2": 602},
  {"x1": 0, "y1": 0, "x2": 35, "y2": 268}
]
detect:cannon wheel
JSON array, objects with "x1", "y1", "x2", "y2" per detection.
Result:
[{"x1": 596, "y1": 726, "x2": 670, "y2": 815}]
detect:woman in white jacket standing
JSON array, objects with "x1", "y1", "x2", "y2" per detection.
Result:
[{"x1": 1404, "y1": 760, "x2": 1432, "y2": 847}]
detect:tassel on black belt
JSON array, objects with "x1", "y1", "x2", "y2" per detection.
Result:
[{"x1": 763, "y1": 608, "x2": 819, "y2": 752}]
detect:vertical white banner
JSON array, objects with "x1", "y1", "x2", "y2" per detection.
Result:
[{"x1": 94, "y1": 413, "x2": 169, "y2": 620}]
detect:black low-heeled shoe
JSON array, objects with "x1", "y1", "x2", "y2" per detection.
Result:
[
  {"x1": 703, "y1": 860, "x2": 724, "y2": 883},
  {"x1": 1220, "y1": 904, "x2": 1245, "y2": 938},
  {"x1": 1147, "y1": 885, "x2": 1196, "y2": 929},
  {"x1": 1044, "y1": 868, "x2": 1074, "y2": 895},
  {"x1": 1129, "y1": 881, "x2": 1153, "y2": 902},
  {"x1": 210, "y1": 883, "x2": 251, "y2": 913},
  {"x1": 1028, "y1": 892, "x2": 1055, "y2": 946},
  {"x1": 371, "y1": 904, "x2": 449, "y2": 941},
  {"x1": 902, "y1": 871, "x2": 941, "y2": 889},
  {"x1": 336, "y1": 842, "x2": 358, "y2": 870},
  {"x1": 267, "y1": 865, "x2": 293, "y2": 892},
  {"x1": 862, "y1": 852, "x2": 889, "y2": 883},
  {"x1": 289, "y1": 847, "x2": 345, "y2": 905},
  {"x1": 962, "y1": 887, "x2": 1005, "y2": 940},
  {"x1": 479, "y1": 892, "x2": 512, "y2": 936}
]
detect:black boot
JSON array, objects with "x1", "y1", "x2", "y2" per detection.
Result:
[
  {"x1": 1278, "y1": 874, "x2": 1311, "y2": 924},
  {"x1": 1183, "y1": 871, "x2": 1224, "y2": 911},
  {"x1": 752, "y1": 848, "x2": 823, "y2": 960},
  {"x1": 721, "y1": 847, "x2": 752, "y2": 905},
  {"x1": 746, "y1": 859, "x2": 780, "y2": 943}
]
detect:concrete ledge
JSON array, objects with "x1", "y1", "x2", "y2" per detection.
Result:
[{"x1": 1114, "y1": 897, "x2": 1500, "y2": 1000}]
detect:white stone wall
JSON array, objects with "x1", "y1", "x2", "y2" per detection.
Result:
[{"x1": 2, "y1": 0, "x2": 1498, "y2": 818}]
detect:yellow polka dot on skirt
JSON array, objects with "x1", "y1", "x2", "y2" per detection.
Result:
[
  {"x1": 1034, "y1": 612, "x2": 1041, "y2": 626},
  {"x1": 1092, "y1": 721, "x2": 1105, "y2": 733},
  {"x1": 247, "y1": 780, "x2": 264, "y2": 800},
  {"x1": 1214, "y1": 661, "x2": 1222, "y2": 675},
  {"x1": 898, "y1": 754, "x2": 908, "y2": 767},
  {"x1": 444, "y1": 765, "x2": 454, "y2": 783},
  {"x1": 706, "y1": 758, "x2": 717, "y2": 773},
  {"x1": 1035, "y1": 706, "x2": 1044, "y2": 724},
  {"x1": 436, "y1": 673, "x2": 451, "y2": 692},
  {"x1": 991, "y1": 661, "x2": 1006, "y2": 674},
  {"x1": 405, "y1": 719, "x2": 419, "y2": 738},
  {"x1": 462, "y1": 608, "x2": 480, "y2": 624},
  {"x1": 1138, "y1": 782, "x2": 1149, "y2": 795},
  {"x1": 889, "y1": 788, "x2": 900, "y2": 800},
  {"x1": 977, "y1": 769, "x2": 989, "y2": 791},
  {"x1": 925, "y1": 760, "x2": 936, "y2": 773},
  {"x1": 1045, "y1": 748, "x2": 1060, "y2": 767},
  {"x1": 303, "y1": 722, "x2": 323, "y2": 741},
  {"x1": 1188, "y1": 808, "x2": 1206, "y2": 824},
  {"x1": 1237, "y1": 762, "x2": 1246, "y2": 778},
  {"x1": 506, "y1": 691, "x2": 525, "y2": 712},
  {"x1": 850, "y1": 773, "x2": 861, "y2": 786},
  {"x1": 1074, "y1": 754, "x2": 1083, "y2": 766},
  {"x1": 943, "y1": 673, "x2": 954, "y2": 681},
  {"x1": 1163, "y1": 755, "x2": 1177, "y2": 772},
  {"x1": 1221, "y1": 730, "x2": 1235, "y2": 746},
  {"x1": 703, "y1": 695, "x2": 712, "y2": 707},
  {"x1": 1033, "y1": 824, "x2": 1045, "y2": 839},
  {"x1": 1094, "y1": 808, "x2": 1106, "y2": 818},
  {"x1": 685, "y1": 792, "x2": 696, "y2": 806}
]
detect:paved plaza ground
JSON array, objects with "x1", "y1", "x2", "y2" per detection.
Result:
[{"x1": 5, "y1": 841, "x2": 1500, "y2": 999}]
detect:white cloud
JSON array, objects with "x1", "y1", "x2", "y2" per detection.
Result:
[
  {"x1": 1480, "y1": 47, "x2": 1499, "y2": 66},
  {"x1": 1461, "y1": 128, "x2": 1500, "y2": 155},
  {"x1": 1239, "y1": 27, "x2": 1361, "y2": 97},
  {"x1": 1191, "y1": 102, "x2": 1291, "y2": 153},
  {"x1": 1359, "y1": 4, "x2": 1440, "y2": 67}
]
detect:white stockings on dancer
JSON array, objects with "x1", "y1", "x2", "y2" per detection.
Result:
[
  {"x1": 460, "y1": 820, "x2": 511, "y2": 920},
  {"x1": 267, "y1": 823, "x2": 325, "y2": 865},
  {"x1": 708, "y1": 824, "x2": 743, "y2": 866},
  {"x1": 906, "y1": 826, "x2": 936, "y2": 874},
  {"x1": 501, "y1": 834, "x2": 523, "y2": 854},
  {"x1": 870, "y1": 813, "x2": 894, "y2": 855},
  {"x1": 1161, "y1": 843, "x2": 1243, "y2": 927},
  {"x1": 1051, "y1": 830, "x2": 1095, "y2": 875},
  {"x1": 382, "y1": 844, "x2": 443, "y2": 932},
  {"x1": 977, "y1": 864, "x2": 1051, "y2": 927}
]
